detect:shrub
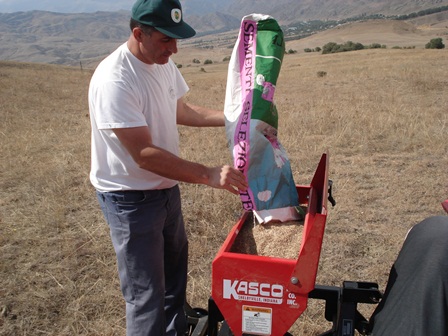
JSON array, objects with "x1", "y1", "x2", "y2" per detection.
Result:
[
  {"x1": 322, "y1": 42, "x2": 338, "y2": 54},
  {"x1": 425, "y1": 38, "x2": 445, "y2": 49},
  {"x1": 223, "y1": 56, "x2": 231, "y2": 62},
  {"x1": 322, "y1": 41, "x2": 365, "y2": 54},
  {"x1": 304, "y1": 48, "x2": 313, "y2": 53},
  {"x1": 317, "y1": 71, "x2": 327, "y2": 77},
  {"x1": 204, "y1": 59, "x2": 213, "y2": 65},
  {"x1": 192, "y1": 58, "x2": 201, "y2": 64},
  {"x1": 369, "y1": 43, "x2": 382, "y2": 49}
]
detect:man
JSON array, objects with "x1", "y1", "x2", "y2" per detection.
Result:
[{"x1": 88, "y1": 0, "x2": 248, "y2": 335}]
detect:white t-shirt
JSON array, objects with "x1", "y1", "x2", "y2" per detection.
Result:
[{"x1": 89, "y1": 42, "x2": 189, "y2": 191}]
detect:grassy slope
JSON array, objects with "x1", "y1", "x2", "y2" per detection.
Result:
[{"x1": 1, "y1": 44, "x2": 447, "y2": 335}]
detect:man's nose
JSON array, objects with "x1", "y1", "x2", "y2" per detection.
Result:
[{"x1": 169, "y1": 39, "x2": 178, "y2": 54}]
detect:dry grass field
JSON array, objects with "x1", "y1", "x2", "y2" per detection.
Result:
[{"x1": 1, "y1": 43, "x2": 447, "y2": 335}]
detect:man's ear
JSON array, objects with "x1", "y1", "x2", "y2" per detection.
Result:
[{"x1": 133, "y1": 27, "x2": 144, "y2": 42}]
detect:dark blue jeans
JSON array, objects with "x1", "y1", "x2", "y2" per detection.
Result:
[{"x1": 97, "y1": 186, "x2": 188, "y2": 336}]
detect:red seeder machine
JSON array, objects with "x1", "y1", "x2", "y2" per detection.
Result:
[{"x1": 185, "y1": 153, "x2": 383, "y2": 336}]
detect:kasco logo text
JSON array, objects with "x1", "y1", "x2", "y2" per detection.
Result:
[{"x1": 223, "y1": 279, "x2": 283, "y2": 304}]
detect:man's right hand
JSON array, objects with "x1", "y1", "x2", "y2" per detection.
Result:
[{"x1": 207, "y1": 165, "x2": 248, "y2": 195}]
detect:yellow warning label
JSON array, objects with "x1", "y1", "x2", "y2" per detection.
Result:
[
  {"x1": 243, "y1": 306, "x2": 272, "y2": 314},
  {"x1": 242, "y1": 305, "x2": 272, "y2": 335}
]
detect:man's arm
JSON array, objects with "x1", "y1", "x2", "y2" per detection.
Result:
[
  {"x1": 112, "y1": 126, "x2": 247, "y2": 194},
  {"x1": 176, "y1": 97, "x2": 224, "y2": 127}
]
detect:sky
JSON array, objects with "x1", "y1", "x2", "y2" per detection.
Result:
[{"x1": 0, "y1": 0, "x2": 136, "y2": 13}]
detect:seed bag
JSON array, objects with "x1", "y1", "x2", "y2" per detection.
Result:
[{"x1": 224, "y1": 14, "x2": 300, "y2": 224}]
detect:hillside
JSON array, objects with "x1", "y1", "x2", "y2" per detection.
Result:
[
  {"x1": 288, "y1": 0, "x2": 447, "y2": 21},
  {"x1": 0, "y1": 1, "x2": 447, "y2": 66},
  {"x1": 287, "y1": 16, "x2": 448, "y2": 52},
  {"x1": 172, "y1": 16, "x2": 448, "y2": 68},
  {"x1": 0, "y1": 11, "x2": 130, "y2": 66},
  {"x1": 1, "y1": 48, "x2": 447, "y2": 335},
  {"x1": 186, "y1": 0, "x2": 448, "y2": 23}
]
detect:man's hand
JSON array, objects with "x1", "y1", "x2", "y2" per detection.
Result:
[{"x1": 207, "y1": 165, "x2": 248, "y2": 195}]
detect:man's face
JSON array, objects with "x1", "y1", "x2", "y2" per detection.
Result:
[{"x1": 138, "y1": 29, "x2": 178, "y2": 65}]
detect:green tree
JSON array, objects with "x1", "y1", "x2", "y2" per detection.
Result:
[
  {"x1": 425, "y1": 38, "x2": 445, "y2": 49},
  {"x1": 369, "y1": 43, "x2": 382, "y2": 49},
  {"x1": 322, "y1": 41, "x2": 365, "y2": 54},
  {"x1": 322, "y1": 42, "x2": 338, "y2": 54}
]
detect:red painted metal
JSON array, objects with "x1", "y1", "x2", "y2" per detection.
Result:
[
  {"x1": 442, "y1": 199, "x2": 448, "y2": 214},
  {"x1": 212, "y1": 153, "x2": 330, "y2": 336}
]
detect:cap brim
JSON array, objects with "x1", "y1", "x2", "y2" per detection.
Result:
[{"x1": 155, "y1": 22, "x2": 196, "y2": 39}]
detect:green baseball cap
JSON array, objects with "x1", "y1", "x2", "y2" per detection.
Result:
[{"x1": 131, "y1": 0, "x2": 196, "y2": 39}]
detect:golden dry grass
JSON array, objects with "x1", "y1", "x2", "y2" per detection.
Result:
[{"x1": 1, "y1": 46, "x2": 447, "y2": 335}]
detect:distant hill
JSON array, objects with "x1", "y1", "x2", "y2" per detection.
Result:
[
  {"x1": 0, "y1": 0, "x2": 447, "y2": 66},
  {"x1": 286, "y1": 16, "x2": 448, "y2": 53},
  {"x1": 183, "y1": 0, "x2": 448, "y2": 22},
  {"x1": 0, "y1": 11, "x2": 130, "y2": 66},
  {"x1": 225, "y1": 0, "x2": 448, "y2": 22}
]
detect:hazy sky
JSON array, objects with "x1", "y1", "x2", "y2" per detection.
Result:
[{"x1": 0, "y1": 0, "x2": 135, "y2": 13}]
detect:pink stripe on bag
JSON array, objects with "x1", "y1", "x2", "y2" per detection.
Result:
[{"x1": 233, "y1": 19, "x2": 257, "y2": 210}]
